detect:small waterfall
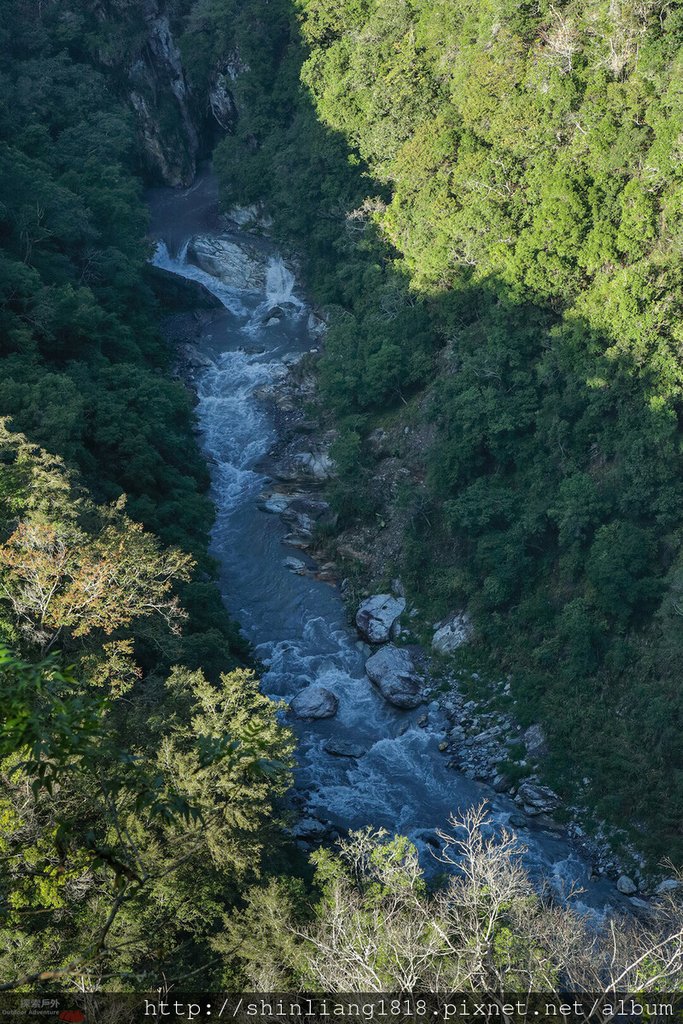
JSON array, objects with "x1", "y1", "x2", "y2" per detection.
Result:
[
  {"x1": 151, "y1": 239, "x2": 248, "y2": 317},
  {"x1": 265, "y1": 256, "x2": 303, "y2": 310}
]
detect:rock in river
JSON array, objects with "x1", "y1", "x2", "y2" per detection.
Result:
[
  {"x1": 188, "y1": 235, "x2": 266, "y2": 290},
  {"x1": 324, "y1": 739, "x2": 366, "y2": 758},
  {"x1": 356, "y1": 594, "x2": 406, "y2": 644},
  {"x1": 258, "y1": 492, "x2": 292, "y2": 514},
  {"x1": 290, "y1": 684, "x2": 339, "y2": 720},
  {"x1": 365, "y1": 645, "x2": 425, "y2": 709},
  {"x1": 284, "y1": 556, "x2": 308, "y2": 575}
]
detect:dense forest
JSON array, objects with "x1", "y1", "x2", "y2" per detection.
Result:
[
  {"x1": 0, "y1": 0, "x2": 296, "y2": 989},
  {"x1": 1, "y1": 0, "x2": 682, "y2": 998},
  {"x1": 195, "y1": 0, "x2": 683, "y2": 863}
]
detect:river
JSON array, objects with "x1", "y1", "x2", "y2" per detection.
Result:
[{"x1": 146, "y1": 170, "x2": 626, "y2": 919}]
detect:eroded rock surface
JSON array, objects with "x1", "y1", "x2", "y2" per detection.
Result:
[
  {"x1": 365, "y1": 645, "x2": 425, "y2": 709},
  {"x1": 290, "y1": 684, "x2": 339, "y2": 720},
  {"x1": 432, "y1": 612, "x2": 472, "y2": 654},
  {"x1": 516, "y1": 781, "x2": 561, "y2": 816},
  {"x1": 356, "y1": 594, "x2": 406, "y2": 644},
  {"x1": 188, "y1": 235, "x2": 267, "y2": 290}
]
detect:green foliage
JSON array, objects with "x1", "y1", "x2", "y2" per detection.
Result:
[
  {"x1": 0, "y1": 0, "x2": 288, "y2": 990},
  {"x1": 227, "y1": 810, "x2": 683, "y2": 992},
  {"x1": 205, "y1": 0, "x2": 683, "y2": 859},
  {"x1": 0, "y1": 414, "x2": 295, "y2": 989},
  {"x1": 0, "y1": 647, "x2": 107, "y2": 788},
  {"x1": 0, "y1": 652, "x2": 294, "y2": 989},
  {"x1": 0, "y1": 0, "x2": 245, "y2": 671}
]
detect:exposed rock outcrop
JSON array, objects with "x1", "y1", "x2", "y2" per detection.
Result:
[
  {"x1": 208, "y1": 50, "x2": 248, "y2": 131},
  {"x1": 516, "y1": 781, "x2": 562, "y2": 816},
  {"x1": 283, "y1": 449, "x2": 335, "y2": 482},
  {"x1": 432, "y1": 612, "x2": 472, "y2": 654},
  {"x1": 188, "y1": 235, "x2": 267, "y2": 290},
  {"x1": 209, "y1": 66, "x2": 238, "y2": 131},
  {"x1": 128, "y1": 5, "x2": 199, "y2": 186},
  {"x1": 92, "y1": 5, "x2": 250, "y2": 186},
  {"x1": 267, "y1": 443, "x2": 336, "y2": 484},
  {"x1": 226, "y1": 204, "x2": 273, "y2": 234},
  {"x1": 356, "y1": 594, "x2": 406, "y2": 644},
  {"x1": 365, "y1": 645, "x2": 425, "y2": 709},
  {"x1": 145, "y1": 264, "x2": 223, "y2": 310},
  {"x1": 523, "y1": 723, "x2": 548, "y2": 758}
]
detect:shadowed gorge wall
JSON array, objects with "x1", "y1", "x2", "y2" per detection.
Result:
[{"x1": 195, "y1": 0, "x2": 683, "y2": 861}]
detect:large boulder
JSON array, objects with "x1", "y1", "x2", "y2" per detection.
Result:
[
  {"x1": 307, "y1": 311, "x2": 327, "y2": 336},
  {"x1": 516, "y1": 781, "x2": 561, "y2": 816},
  {"x1": 284, "y1": 556, "x2": 308, "y2": 575},
  {"x1": 324, "y1": 739, "x2": 366, "y2": 759},
  {"x1": 258, "y1": 492, "x2": 292, "y2": 515},
  {"x1": 188, "y1": 236, "x2": 266, "y2": 290},
  {"x1": 292, "y1": 817, "x2": 328, "y2": 839},
  {"x1": 281, "y1": 497, "x2": 334, "y2": 540},
  {"x1": 365, "y1": 645, "x2": 425, "y2": 709},
  {"x1": 290, "y1": 684, "x2": 338, "y2": 720},
  {"x1": 432, "y1": 612, "x2": 472, "y2": 654},
  {"x1": 523, "y1": 723, "x2": 548, "y2": 757},
  {"x1": 292, "y1": 450, "x2": 335, "y2": 481},
  {"x1": 616, "y1": 875, "x2": 638, "y2": 896},
  {"x1": 656, "y1": 878, "x2": 682, "y2": 896},
  {"x1": 356, "y1": 595, "x2": 406, "y2": 644},
  {"x1": 272, "y1": 448, "x2": 335, "y2": 483}
]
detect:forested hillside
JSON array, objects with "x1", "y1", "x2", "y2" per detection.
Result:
[
  {"x1": 2, "y1": 0, "x2": 683, "y2": 997},
  {"x1": 0, "y1": 0, "x2": 296, "y2": 988},
  {"x1": 198, "y1": 0, "x2": 683, "y2": 860}
]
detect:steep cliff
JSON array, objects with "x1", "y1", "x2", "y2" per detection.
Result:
[
  {"x1": 127, "y1": 2, "x2": 199, "y2": 186},
  {"x1": 86, "y1": 0, "x2": 240, "y2": 186},
  {"x1": 87, "y1": 0, "x2": 198, "y2": 184}
]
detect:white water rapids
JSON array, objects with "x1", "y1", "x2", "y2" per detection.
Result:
[{"x1": 147, "y1": 173, "x2": 626, "y2": 919}]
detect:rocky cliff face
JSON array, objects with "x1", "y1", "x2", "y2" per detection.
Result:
[
  {"x1": 90, "y1": 0, "x2": 240, "y2": 186},
  {"x1": 127, "y1": 2, "x2": 199, "y2": 186},
  {"x1": 208, "y1": 52, "x2": 247, "y2": 132}
]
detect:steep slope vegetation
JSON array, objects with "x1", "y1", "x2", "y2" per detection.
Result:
[
  {"x1": 196, "y1": 0, "x2": 683, "y2": 861},
  {"x1": 0, "y1": 0, "x2": 296, "y2": 988}
]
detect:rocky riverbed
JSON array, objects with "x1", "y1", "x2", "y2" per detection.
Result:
[
  {"x1": 247, "y1": 332, "x2": 678, "y2": 905},
  {"x1": 148, "y1": 173, "x2": 678, "y2": 915}
]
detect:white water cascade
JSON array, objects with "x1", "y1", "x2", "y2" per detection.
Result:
[
  {"x1": 146, "y1": 174, "x2": 628, "y2": 920},
  {"x1": 153, "y1": 239, "x2": 249, "y2": 317},
  {"x1": 265, "y1": 255, "x2": 303, "y2": 310}
]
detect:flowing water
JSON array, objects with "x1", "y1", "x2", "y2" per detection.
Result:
[{"x1": 147, "y1": 171, "x2": 626, "y2": 919}]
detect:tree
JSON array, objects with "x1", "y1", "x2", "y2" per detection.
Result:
[
  {"x1": 230, "y1": 806, "x2": 683, "y2": 994},
  {"x1": 0, "y1": 518, "x2": 194, "y2": 654},
  {"x1": 0, "y1": 655, "x2": 294, "y2": 990}
]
